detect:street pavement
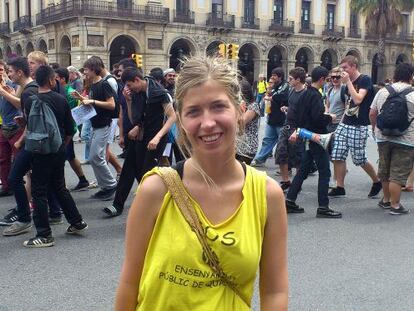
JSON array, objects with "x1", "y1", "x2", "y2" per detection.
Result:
[{"x1": 1, "y1": 129, "x2": 414, "y2": 311}]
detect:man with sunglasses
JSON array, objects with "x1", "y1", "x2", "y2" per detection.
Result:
[{"x1": 325, "y1": 67, "x2": 346, "y2": 133}]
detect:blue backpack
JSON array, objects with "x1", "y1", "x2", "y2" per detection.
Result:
[{"x1": 25, "y1": 95, "x2": 62, "y2": 154}]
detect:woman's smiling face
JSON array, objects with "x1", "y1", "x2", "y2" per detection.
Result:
[{"x1": 179, "y1": 79, "x2": 239, "y2": 157}]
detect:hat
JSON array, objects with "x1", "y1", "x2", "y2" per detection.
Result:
[{"x1": 163, "y1": 68, "x2": 176, "y2": 76}]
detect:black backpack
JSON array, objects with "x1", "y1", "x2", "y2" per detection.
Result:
[
  {"x1": 376, "y1": 85, "x2": 414, "y2": 136},
  {"x1": 102, "y1": 74, "x2": 121, "y2": 119}
]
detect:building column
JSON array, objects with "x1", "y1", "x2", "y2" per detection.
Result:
[{"x1": 287, "y1": 60, "x2": 296, "y2": 73}]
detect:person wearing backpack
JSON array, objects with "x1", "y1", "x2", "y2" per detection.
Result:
[
  {"x1": 103, "y1": 67, "x2": 176, "y2": 217},
  {"x1": 0, "y1": 57, "x2": 62, "y2": 235},
  {"x1": 72, "y1": 56, "x2": 118, "y2": 201},
  {"x1": 330, "y1": 55, "x2": 382, "y2": 199},
  {"x1": 21, "y1": 65, "x2": 87, "y2": 247},
  {"x1": 369, "y1": 63, "x2": 414, "y2": 215}
]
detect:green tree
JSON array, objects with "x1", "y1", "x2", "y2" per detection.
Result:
[{"x1": 350, "y1": 0, "x2": 414, "y2": 65}]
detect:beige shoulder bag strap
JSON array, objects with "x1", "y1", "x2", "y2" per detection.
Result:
[{"x1": 157, "y1": 167, "x2": 250, "y2": 307}]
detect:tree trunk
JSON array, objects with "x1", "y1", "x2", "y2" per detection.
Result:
[{"x1": 377, "y1": 37, "x2": 385, "y2": 65}]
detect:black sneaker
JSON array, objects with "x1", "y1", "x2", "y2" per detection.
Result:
[
  {"x1": 389, "y1": 204, "x2": 409, "y2": 215},
  {"x1": 66, "y1": 220, "x2": 88, "y2": 235},
  {"x1": 0, "y1": 208, "x2": 18, "y2": 226},
  {"x1": 378, "y1": 199, "x2": 391, "y2": 209},
  {"x1": 103, "y1": 205, "x2": 122, "y2": 217},
  {"x1": 368, "y1": 182, "x2": 382, "y2": 198},
  {"x1": 286, "y1": 200, "x2": 304, "y2": 213},
  {"x1": 71, "y1": 180, "x2": 90, "y2": 192},
  {"x1": 316, "y1": 207, "x2": 342, "y2": 218},
  {"x1": 23, "y1": 236, "x2": 54, "y2": 248},
  {"x1": 91, "y1": 187, "x2": 117, "y2": 201},
  {"x1": 328, "y1": 187, "x2": 346, "y2": 198},
  {"x1": 280, "y1": 181, "x2": 291, "y2": 192}
]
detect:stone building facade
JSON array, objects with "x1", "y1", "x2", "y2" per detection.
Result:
[{"x1": 0, "y1": 0, "x2": 413, "y2": 83}]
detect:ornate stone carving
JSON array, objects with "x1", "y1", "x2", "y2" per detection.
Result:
[
  {"x1": 258, "y1": 40, "x2": 267, "y2": 53},
  {"x1": 87, "y1": 35, "x2": 104, "y2": 47},
  {"x1": 193, "y1": 35, "x2": 208, "y2": 47},
  {"x1": 72, "y1": 35, "x2": 79, "y2": 48}
]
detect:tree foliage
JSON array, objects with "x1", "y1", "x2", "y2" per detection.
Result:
[{"x1": 350, "y1": 0, "x2": 414, "y2": 37}]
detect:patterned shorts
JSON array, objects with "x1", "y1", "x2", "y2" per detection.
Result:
[
  {"x1": 331, "y1": 123, "x2": 368, "y2": 166},
  {"x1": 275, "y1": 126, "x2": 303, "y2": 167}
]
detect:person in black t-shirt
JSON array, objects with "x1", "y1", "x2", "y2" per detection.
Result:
[
  {"x1": 330, "y1": 55, "x2": 382, "y2": 198},
  {"x1": 103, "y1": 67, "x2": 176, "y2": 217},
  {"x1": 22, "y1": 65, "x2": 87, "y2": 248},
  {"x1": 251, "y1": 67, "x2": 289, "y2": 167},
  {"x1": 274, "y1": 67, "x2": 307, "y2": 191},
  {"x1": 72, "y1": 56, "x2": 118, "y2": 201},
  {"x1": 285, "y1": 66, "x2": 342, "y2": 218},
  {"x1": 1, "y1": 57, "x2": 61, "y2": 236}
]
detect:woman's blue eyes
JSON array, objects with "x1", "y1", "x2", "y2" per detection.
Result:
[{"x1": 185, "y1": 104, "x2": 227, "y2": 116}]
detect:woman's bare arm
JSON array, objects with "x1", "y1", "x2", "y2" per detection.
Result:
[
  {"x1": 260, "y1": 177, "x2": 288, "y2": 311},
  {"x1": 115, "y1": 174, "x2": 167, "y2": 311}
]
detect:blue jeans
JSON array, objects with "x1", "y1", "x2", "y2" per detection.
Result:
[
  {"x1": 253, "y1": 123, "x2": 282, "y2": 163},
  {"x1": 81, "y1": 119, "x2": 92, "y2": 161},
  {"x1": 287, "y1": 142, "x2": 331, "y2": 207}
]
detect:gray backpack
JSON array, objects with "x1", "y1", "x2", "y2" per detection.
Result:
[{"x1": 25, "y1": 95, "x2": 62, "y2": 154}]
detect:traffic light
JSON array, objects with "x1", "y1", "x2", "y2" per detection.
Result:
[
  {"x1": 227, "y1": 44, "x2": 239, "y2": 60},
  {"x1": 412, "y1": 41, "x2": 414, "y2": 61},
  {"x1": 218, "y1": 43, "x2": 227, "y2": 58},
  {"x1": 131, "y1": 53, "x2": 143, "y2": 68}
]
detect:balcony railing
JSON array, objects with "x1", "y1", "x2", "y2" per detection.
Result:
[
  {"x1": 396, "y1": 31, "x2": 414, "y2": 41},
  {"x1": 348, "y1": 27, "x2": 361, "y2": 38},
  {"x1": 322, "y1": 25, "x2": 345, "y2": 38},
  {"x1": 269, "y1": 19, "x2": 294, "y2": 33},
  {"x1": 365, "y1": 31, "x2": 413, "y2": 42},
  {"x1": 173, "y1": 10, "x2": 195, "y2": 24},
  {"x1": 206, "y1": 13, "x2": 235, "y2": 29},
  {"x1": 241, "y1": 17, "x2": 260, "y2": 30},
  {"x1": 0, "y1": 22, "x2": 11, "y2": 37},
  {"x1": 13, "y1": 15, "x2": 33, "y2": 33},
  {"x1": 36, "y1": 0, "x2": 170, "y2": 25},
  {"x1": 299, "y1": 22, "x2": 315, "y2": 34}
]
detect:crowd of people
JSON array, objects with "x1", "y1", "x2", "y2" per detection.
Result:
[
  {"x1": 0, "y1": 51, "x2": 178, "y2": 246},
  {"x1": 249, "y1": 55, "x2": 414, "y2": 217},
  {"x1": 0, "y1": 49, "x2": 413, "y2": 309}
]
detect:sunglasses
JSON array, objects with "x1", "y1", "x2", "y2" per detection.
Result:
[{"x1": 331, "y1": 76, "x2": 341, "y2": 80}]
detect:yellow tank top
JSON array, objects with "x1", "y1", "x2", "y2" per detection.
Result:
[{"x1": 137, "y1": 165, "x2": 267, "y2": 310}]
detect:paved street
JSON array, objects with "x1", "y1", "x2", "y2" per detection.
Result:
[{"x1": 1, "y1": 130, "x2": 414, "y2": 311}]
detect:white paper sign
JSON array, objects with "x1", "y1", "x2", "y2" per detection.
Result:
[{"x1": 71, "y1": 105, "x2": 97, "y2": 126}]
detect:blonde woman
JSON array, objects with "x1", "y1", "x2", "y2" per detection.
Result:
[{"x1": 115, "y1": 57, "x2": 288, "y2": 310}]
